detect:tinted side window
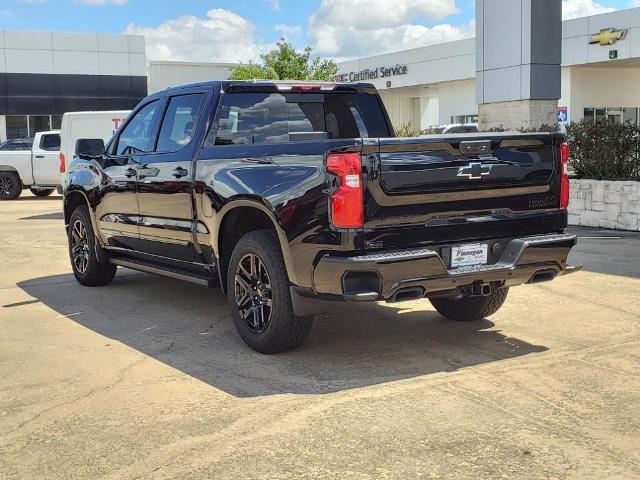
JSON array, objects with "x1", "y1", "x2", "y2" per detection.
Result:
[
  {"x1": 215, "y1": 93, "x2": 289, "y2": 145},
  {"x1": 325, "y1": 93, "x2": 391, "y2": 138},
  {"x1": 40, "y1": 134, "x2": 61, "y2": 151},
  {"x1": 116, "y1": 101, "x2": 159, "y2": 155},
  {"x1": 156, "y1": 94, "x2": 204, "y2": 153}
]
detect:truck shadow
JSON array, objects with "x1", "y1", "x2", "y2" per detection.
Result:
[
  {"x1": 14, "y1": 195, "x2": 63, "y2": 201},
  {"x1": 19, "y1": 212, "x2": 64, "y2": 221},
  {"x1": 17, "y1": 271, "x2": 548, "y2": 398}
]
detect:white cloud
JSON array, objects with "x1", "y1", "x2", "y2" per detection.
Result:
[
  {"x1": 275, "y1": 24, "x2": 302, "y2": 38},
  {"x1": 562, "y1": 0, "x2": 616, "y2": 20},
  {"x1": 126, "y1": 9, "x2": 271, "y2": 63},
  {"x1": 309, "y1": 0, "x2": 470, "y2": 58}
]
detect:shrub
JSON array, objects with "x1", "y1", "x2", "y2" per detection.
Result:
[
  {"x1": 394, "y1": 121, "x2": 421, "y2": 137},
  {"x1": 566, "y1": 120, "x2": 640, "y2": 181}
]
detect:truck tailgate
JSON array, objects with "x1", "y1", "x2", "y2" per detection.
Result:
[{"x1": 363, "y1": 133, "x2": 567, "y2": 250}]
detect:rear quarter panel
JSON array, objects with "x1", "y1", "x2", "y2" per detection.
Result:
[
  {"x1": 194, "y1": 139, "x2": 363, "y2": 288},
  {"x1": 0, "y1": 150, "x2": 34, "y2": 185}
]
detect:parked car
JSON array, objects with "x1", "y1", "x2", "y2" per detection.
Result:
[
  {"x1": 63, "y1": 81, "x2": 579, "y2": 353},
  {"x1": 432, "y1": 123, "x2": 480, "y2": 134},
  {"x1": 0, "y1": 131, "x2": 60, "y2": 200},
  {"x1": 59, "y1": 111, "x2": 130, "y2": 188}
]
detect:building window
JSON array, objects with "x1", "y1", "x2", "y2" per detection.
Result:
[
  {"x1": 623, "y1": 108, "x2": 638, "y2": 124},
  {"x1": 29, "y1": 116, "x2": 51, "y2": 137},
  {"x1": 5, "y1": 115, "x2": 65, "y2": 140},
  {"x1": 584, "y1": 107, "x2": 639, "y2": 125},
  {"x1": 6, "y1": 116, "x2": 29, "y2": 139},
  {"x1": 451, "y1": 114, "x2": 479, "y2": 124}
]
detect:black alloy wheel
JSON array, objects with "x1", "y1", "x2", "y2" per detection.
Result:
[
  {"x1": 70, "y1": 219, "x2": 90, "y2": 274},
  {"x1": 29, "y1": 187, "x2": 55, "y2": 197},
  {"x1": 227, "y1": 230, "x2": 313, "y2": 354},
  {"x1": 234, "y1": 252, "x2": 273, "y2": 334},
  {"x1": 68, "y1": 205, "x2": 116, "y2": 286},
  {"x1": 0, "y1": 172, "x2": 21, "y2": 200}
]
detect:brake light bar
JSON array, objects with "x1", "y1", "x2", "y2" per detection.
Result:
[
  {"x1": 326, "y1": 152, "x2": 364, "y2": 229},
  {"x1": 560, "y1": 142, "x2": 570, "y2": 209},
  {"x1": 276, "y1": 82, "x2": 337, "y2": 92}
]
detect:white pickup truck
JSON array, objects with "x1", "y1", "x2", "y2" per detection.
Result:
[{"x1": 0, "y1": 130, "x2": 61, "y2": 200}]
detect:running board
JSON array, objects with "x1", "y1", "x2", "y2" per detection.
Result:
[{"x1": 110, "y1": 258, "x2": 217, "y2": 287}]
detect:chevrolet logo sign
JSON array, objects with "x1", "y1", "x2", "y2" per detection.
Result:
[
  {"x1": 457, "y1": 162, "x2": 493, "y2": 180},
  {"x1": 589, "y1": 28, "x2": 627, "y2": 46}
]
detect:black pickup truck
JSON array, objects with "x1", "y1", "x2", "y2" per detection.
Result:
[{"x1": 64, "y1": 81, "x2": 579, "y2": 353}]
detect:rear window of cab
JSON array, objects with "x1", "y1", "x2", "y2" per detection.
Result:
[{"x1": 213, "y1": 92, "x2": 391, "y2": 145}]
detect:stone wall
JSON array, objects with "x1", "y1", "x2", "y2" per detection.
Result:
[
  {"x1": 568, "y1": 179, "x2": 640, "y2": 231},
  {"x1": 478, "y1": 99, "x2": 558, "y2": 131}
]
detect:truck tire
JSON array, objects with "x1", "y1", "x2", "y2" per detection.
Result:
[
  {"x1": 430, "y1": 287, "x2": 509, "y2": 322},
  {"x1": 227, "y1": 230, "x2": 313, "y2": 354},
  {"x1": 0, "y1": 172, "x2": 22, "y2": 200},
  {"x1": 29, "y1": 187, "x2": 55, "y2": 197},
  {"x1": 68, "y1": 205, "x2": 117, "y2": 286}
]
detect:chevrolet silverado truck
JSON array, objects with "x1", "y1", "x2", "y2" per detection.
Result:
[
  {"x1": 63, "y1": 81, "x2": 579, "y2": 353},
  {"x1": 0, "y1": 130, "x2": 61, "y2": 200}
]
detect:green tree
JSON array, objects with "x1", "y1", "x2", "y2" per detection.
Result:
[{"x1": 229, "y1": 40, "x2": 337, "y2": 81}]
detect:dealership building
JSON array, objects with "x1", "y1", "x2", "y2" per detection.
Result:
[
  {"x1": 336, "y1": 7, "x2": 640, "y2": 129},
  {"x1": 0, "y1": 30, "x2": 147, "y2": 142},
  {"x1": 1, "y1": 7, "x2": 640, "y2": 140}
]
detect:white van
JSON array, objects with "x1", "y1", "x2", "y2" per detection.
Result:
[{"x1": 59, "y1": 111, "x2": 130, "y2": 188}]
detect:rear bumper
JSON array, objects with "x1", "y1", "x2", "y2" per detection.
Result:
[{"x1": 310, "y1": 233, "x2": 579, "y2": 303}]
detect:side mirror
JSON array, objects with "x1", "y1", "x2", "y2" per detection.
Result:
[{"x1": 76, "y1": 138, "x2": 105, "y2": 157}]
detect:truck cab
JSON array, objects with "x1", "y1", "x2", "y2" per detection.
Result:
[{"x1": 0, "y1": 130, "x2": 61, "y2": 200}]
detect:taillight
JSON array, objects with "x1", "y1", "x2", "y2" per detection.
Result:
[
  {"x1": 59, "y1": 152, "x2": 66, "y2": 173},
  {"x1": 560, "y1": 142, "x2": 570, "y2": 209},
  {"x1": 291, "y1": 84, "x2": 322, "y2": 92},
  {"x1": 278, "y1": 83, "x2": 337, "y2": 92},
  {"x1": 326, "y1": 152, "x2": 364, "y2": 228}
]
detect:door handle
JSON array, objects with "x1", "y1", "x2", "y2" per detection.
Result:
[
  {"x1": 124, "y1": 167, "x2": 137, "y2": 178},
  {"x1": 35, "y1": 155, "x2": 45, "y2": 159},
  {"x1": 172, "y1": 167, "x2": 189, "y2": 178}
]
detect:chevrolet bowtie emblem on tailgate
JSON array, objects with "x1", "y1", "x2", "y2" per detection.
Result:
[
  {"x1": 457, "y1": 162, "x2": 493, "y2": 180},
  {"x1": 589, "y1": 28, "x2": 627, "y2": 46}
]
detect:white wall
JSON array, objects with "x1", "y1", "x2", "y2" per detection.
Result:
[
  {"x1": 568, "y1": 65, "x2": 640, "y2": 121},
  {"x1": 558, "y1": 67, "x2": 572, "y2": 120},
  {"x1": 562, "y1": 8, "x2": 640, "y2": 66},
  {"x1": 148, "y1": 61, "x2": 237, "y2": 93},
  {"x1": 0, "y1": 30, "x2": 146, "y2": 76},
  {"x1": 378, "y1": 92, "x2": 419, "y2": 130},
  {"x1": 438, "y1": 79, "x2": 477, "y2": 124},
  {"x1": 337, "y1": 38, "x2": 476, "y2": 92}
]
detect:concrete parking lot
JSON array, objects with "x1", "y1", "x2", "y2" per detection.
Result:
[{"x1": 1, "y1": 193, "x2": 639, "y2": 479}]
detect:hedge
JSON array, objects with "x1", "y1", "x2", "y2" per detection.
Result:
[{"x1": 566, "y1": 120, "x2": 640, "y2": 181}]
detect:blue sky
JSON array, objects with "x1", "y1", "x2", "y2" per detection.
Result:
[{"x1": 0, "y1": 0, "x2": 637, "y2": 61}]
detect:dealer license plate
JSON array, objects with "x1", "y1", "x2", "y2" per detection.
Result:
[{"x1": 451, "y1": 243, "x2": 488, "y2": 268}]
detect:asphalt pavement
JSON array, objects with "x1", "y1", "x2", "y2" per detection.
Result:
[{"x1": 1, "y1": 194, "x2": 639, "y2": 480}]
